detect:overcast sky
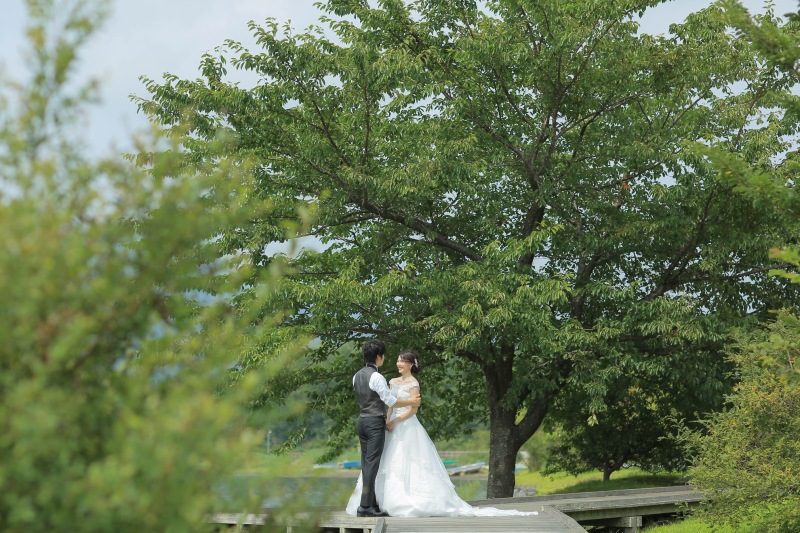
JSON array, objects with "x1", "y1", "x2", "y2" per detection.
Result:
[{"x1": 1, "y1": 0, "x2": 796, "y2": 154}]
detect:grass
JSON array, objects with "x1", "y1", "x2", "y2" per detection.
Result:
[
  {"x1": 242, "y1": 446, "x2": 360, "y2": 476},
  {"x1": 642, "y1": 517, "x2": 758, "y2": 532},
  {"x1": 514, "y1": 468, "x2": 682, "y2": 495},
  {"x1": 549, "y1": 473, "x2": 683, "y2": 494},
  {"x1": 247, "y1": 447, "x2": 685, "y2": 492}
]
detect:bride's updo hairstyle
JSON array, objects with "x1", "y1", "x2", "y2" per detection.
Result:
[{"x1": 398, "y1": 349, "x2": 421, "y2": 374}]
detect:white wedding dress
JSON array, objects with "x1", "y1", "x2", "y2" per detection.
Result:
[{"x1": 345, "y1": 380, "x2": 538, "y2": 518}]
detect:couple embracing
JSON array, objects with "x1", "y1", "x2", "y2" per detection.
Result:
[{"x1": 345, "y1": 339, "x2": 538, "y2": 519}]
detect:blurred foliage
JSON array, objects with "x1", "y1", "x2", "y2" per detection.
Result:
[
  {"x1": 642, "y1": 516, "x2": 759, "y2": 533},
  {"x1": 520, "y1": 427, "x2": 559, "y2": 473},
  {"x1": 707, "y1": 0, "x2": 800, "y2": 377},
  {"x1": 0, "y1": 0, "x2": 310, "y2": 531},
  {"x1": 681, "y1": 312, "x2": 800, "y2": 532},
  {"x1": 676, "y1": 4, "x2": 800, "y2": 532}
]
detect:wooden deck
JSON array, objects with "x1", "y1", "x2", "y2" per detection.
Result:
[
  {"x1": 212, "y1": 505, "x2": 584, "y2": 532},
  {"x1": 471, "y1": 486, "x2": 704, "y2": 532},
  {"x1": 211, "y1": 486, "x2": 703, "y2": 532},
  {"x1": 330, "y1": 505, "x2": 583, "y2": 533}
]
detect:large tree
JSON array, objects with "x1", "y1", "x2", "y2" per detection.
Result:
[{"x1": 139, "y1": 0, "x2": 800, "y2": 497}]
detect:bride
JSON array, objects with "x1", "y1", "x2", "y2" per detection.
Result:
[{"x1": 345, "y1": 350, "x2": 537, "y2": 518}]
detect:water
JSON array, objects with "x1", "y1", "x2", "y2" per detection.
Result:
[{"x1": 224, "y1": 475, "x2": 488, "y2": 509}]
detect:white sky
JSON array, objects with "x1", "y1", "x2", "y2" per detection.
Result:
[{"x1": 0, "y1": 0, "x2": 796, "y2": 155}]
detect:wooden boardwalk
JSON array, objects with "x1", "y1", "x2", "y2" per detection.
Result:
[
  {"x1": 471, "y1": 486, "x2": 704, "y2": 532},
  {"x1": 211, "y1": 486, "x2": 703, "y2": 532},
  {"x1": 327, "y1": 505, "x2": 584, "y2": 533},
  {"x1": 213, "y1": 505, "x2": 584, "y2": 532}
]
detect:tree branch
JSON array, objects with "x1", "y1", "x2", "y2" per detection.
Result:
[{"x1": 646, "y1": 190, "x2": 716, "y2": 300}]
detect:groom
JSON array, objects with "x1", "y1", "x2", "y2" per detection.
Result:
[{"x1": 353, "y1": 339, "x2": 421, "y2": 517}]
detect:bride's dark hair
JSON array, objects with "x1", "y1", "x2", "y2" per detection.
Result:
[{"x1": 398, "y1": 349, "x2": 421, "y2": 373}]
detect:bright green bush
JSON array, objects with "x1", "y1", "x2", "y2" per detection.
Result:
[
  {"x1": 0, "y1": 1, "x2": 301, "y2": 531},
  {"x1": 684, "y1": 313, "x2": 800, "y2": 532}
]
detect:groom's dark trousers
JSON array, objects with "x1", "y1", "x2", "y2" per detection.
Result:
[{"x1": 357, "y1": 415, "x2": 385, "y2": 510}]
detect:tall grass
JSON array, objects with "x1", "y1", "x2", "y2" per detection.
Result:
[{"x1": 643, "y1": 517, "x2": 758, "y2": 532}]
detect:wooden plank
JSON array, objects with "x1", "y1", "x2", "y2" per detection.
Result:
[
  {"x1": 543, "y1": 491, "x2": 702, "y2": 517},
  {"x1": 212, "y1": 486, "x2": 700, "y2": 531},
  {"x1": 376, "y1": 506, "x2": 584, "y2": 532},
  {"x1": 469, "y1": 486, "x2": 703, "y2": 524},
  {"x1": 316, "y1": 512, "x2": 378, "y2": 531},
  {"x1": 214, "y1": 507, "x2": 583, "y2": 531},
  {"x1": 470, "y1": 485, "x2": 699, "y2": 506},
  {"x1": 373, "y1": 518, "x2": 387, "y2": 533},
  {"x1": 255, "y1": 507, "x2": 585, "y2": 533},
  {"x1": 382, "y1": 516, "x2": 562, "y2": 532},
  {"x1": 584, "y1": 515, "x2": 643, "y2": 527},
  {"x1": 539, "y1": 506, "x2": 588, "y2": 532},
  {"x1": 209, "y1": 512, "x2": 267, "y2": 525}
]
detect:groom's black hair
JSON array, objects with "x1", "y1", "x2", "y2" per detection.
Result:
[{"x1": 362, "y1": 339, "x2": 386, "y2": 364}]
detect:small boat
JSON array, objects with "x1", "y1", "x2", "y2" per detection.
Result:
[
  {"x1": 342, "y1": 460, "x2": 361, "y2": 469},
  {"x1": 446, "y1": 462, "x2": 486, "y2": 476}
]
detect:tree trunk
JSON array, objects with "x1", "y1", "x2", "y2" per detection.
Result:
[
  {"x1": 487, "y1": 407, "x2": 518, "y2": 499},
  {"x1": 485, "y1": 349, "x2": 520, "y2": 500},
  {"x1": 485, "y1": 399, "x2": 550, "y2": 498},
  {"x1": 603, "y1": 466, "x2": 612, "y2": 482},
  {"x1": 484, "y1": 346, "x2": 553, "y2": 499}
]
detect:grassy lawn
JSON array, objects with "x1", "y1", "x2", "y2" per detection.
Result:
[
  {"x1": 247, "y1": 448, "x2": 686, "y2": 492},
  {"x1": 247, "y1": 446, "x2": 685, "y2": 492},
  {"x1": 514, "y1": 468, "x2": 683, "y2": 495},
  {"x1": 642, "y1": 517, "x2": 758, "y2": 532},
  {"x1": 244, "y1": 446, "x2": 365, "y2": 476}
]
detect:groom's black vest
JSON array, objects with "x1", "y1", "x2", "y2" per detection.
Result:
[{"x1": 353, "y1": 365, "x2": 386, "y2": 418}]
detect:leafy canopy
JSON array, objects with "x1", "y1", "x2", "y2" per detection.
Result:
[{"x1": 139, "y1": 0, "x2": 800, "y2": 497}]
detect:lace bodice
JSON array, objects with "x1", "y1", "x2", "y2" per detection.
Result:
[{"x1": 390, "y1": 379, "x2": 419, "y2": 419}]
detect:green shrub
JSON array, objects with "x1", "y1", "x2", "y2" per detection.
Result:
[
  {"x1": 0, "y1": 1, "x2": 301, "y2": 530},
  {"x1": 682, "y1": 312, "x2": 800, "y2": 531}
]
